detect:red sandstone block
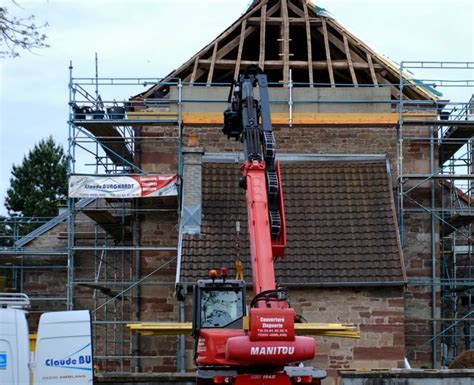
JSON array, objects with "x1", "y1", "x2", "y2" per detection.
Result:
[
  {"x1": 388, "y1": 299, "x2": 404, "y2": 307},
  {"x1": 371, "y1": 310, "x2": 401, "y2": 317},
  {"x1": 353, "y1": 346, "x2": 404, "y2": 360},
  {"x1": 360, "y1": 324, "x2": 403, "y2": 333},
  {"x1": 388, "y1": 316, "x2": 404, "y2": 324}
]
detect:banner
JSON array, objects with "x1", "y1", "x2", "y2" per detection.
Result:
[{"x1": 69, "y1": 174, "x2": 177, "y2": 198}]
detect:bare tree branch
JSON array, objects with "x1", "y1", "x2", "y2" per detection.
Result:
[{"x1": 0, "y1": 1, "x2": 49, "y2": 58}]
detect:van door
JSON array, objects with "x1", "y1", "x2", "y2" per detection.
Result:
[
  {"x1": 34, "y1": 310, "x2": 93, "y2": 385},
  {"x1": 0, "y1": 308, "x2": 30, "y2": 385}
]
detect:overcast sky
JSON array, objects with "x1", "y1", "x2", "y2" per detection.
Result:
[{"x1": 1, "y1": 0, "x2": 473, "y2": 216}]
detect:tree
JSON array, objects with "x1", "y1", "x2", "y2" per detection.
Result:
[
  {"x1": 5, "y1": 136, "x2": 68, "y2": 222},
  {"x1": 0, "y1": 1, "x2": 49, "y2": 58},
  {"x1": 0, "y1": 216, "x2": 13, "y2": 247}
]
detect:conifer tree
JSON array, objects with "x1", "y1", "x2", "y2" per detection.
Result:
[{"x1": 5, "y1": 136, "x2": 68, "y2": 221}]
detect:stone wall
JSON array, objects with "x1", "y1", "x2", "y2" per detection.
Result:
[
  {"x1": 140, "y1": 120, "x2": 435, "y2": 369},
  {"x1": 13, "y1": 110, "x2": 436, "y2": 373}
]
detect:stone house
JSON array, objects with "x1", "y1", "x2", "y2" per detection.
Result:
[{"x1": 2, "y1": 0, "x2": 453, "y2": 382}]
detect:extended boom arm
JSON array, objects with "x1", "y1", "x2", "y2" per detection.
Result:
[{"x1": 223, "y1": 66, "x2": 287, "y2": 303}]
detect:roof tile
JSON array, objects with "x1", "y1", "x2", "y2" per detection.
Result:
[{"x1": 180, "y1": 160, "x2": 405, "y2": 286}]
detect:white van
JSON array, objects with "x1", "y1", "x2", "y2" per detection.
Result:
[{"x1": 0, "y1": 293, "x2": 93, "y2": 385}]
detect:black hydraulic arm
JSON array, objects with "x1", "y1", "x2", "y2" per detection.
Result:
[{"x1": 223, "y1": 66, "x2": 281, "y2": 238}]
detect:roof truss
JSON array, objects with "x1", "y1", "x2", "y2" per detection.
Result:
[{"x1": 140, "y1": 0, "x2": 435, "y2": 101}]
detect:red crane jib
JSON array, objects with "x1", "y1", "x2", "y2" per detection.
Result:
[{"x1": 243, "y1": 160, "x2": 287, "y2": 297}]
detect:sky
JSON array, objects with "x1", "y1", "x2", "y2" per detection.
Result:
[{"x1": 1, "y1": 0, "x2": 473, "y2": 216}]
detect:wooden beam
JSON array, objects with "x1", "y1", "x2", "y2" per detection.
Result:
[
  {"x1": 281, "y1": 0, "x2": 290, "y2": 83},
  {"x1": 376, "y1": 73, "x2": 401, "y2": 99},
  {"x1": 302, "y1": 0, "x2": 314, "y2": 87},
  {"x1": 366, "y1": 52, "x2": 379, "y2": 86},
  {"x1": 287, "y1": 0, "x2": 305, "y2": 17},
  {"x1": 181, "y1": 111, "x2": 400, "y2": 126},
  {"x1": 215, "y1": 26, "x2": 257, "y2": 60},
  {"x1": 206, "y1": 42, "x2": 218, "y2": 86},
  {"x1": 316, "y1": 26, "x2": 366, "y2": 64},
  {"x1": 322, "y1": 18, "x2": 335, "y2": 87},
  {"x1": 266, "y1": 0, "x2": 282, "y2": 18},
  {"x1": 199, "y1": 59, "x2": 381, "y2": 70},
  {"x1": 137, "y1": 0, "x2": 279, "y2": 98},
  {"x1": 247, "y1": 16, "x2": 322, "y2": 25},
  {"x1": 259, "y1": 2, "x2": 267, "y2": 70},
  {"x1": 244, "y1": 0, "x2": 270, "y2": 19},
  {"x1": 234, "y1": 19, "x2": 247, "y2": 80},
  {"x1": 343, "y1": 34, "x2": 358, "y2": 87},
  {"x1": 189, "y1": 56, "x2": 200, "y2": 86}
]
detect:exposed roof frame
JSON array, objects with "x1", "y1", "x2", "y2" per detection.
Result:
[{"x1": 136, "y1": 0, "x2": 437, "y2": 101}]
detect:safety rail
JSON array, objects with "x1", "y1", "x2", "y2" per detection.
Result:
[{"x1": 0, "y1": 293, "x2": 31, "y2": 309}]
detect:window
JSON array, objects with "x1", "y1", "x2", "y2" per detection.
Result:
[{"x1": 200, "y1": 289, "x2": 244, "y2": 328}]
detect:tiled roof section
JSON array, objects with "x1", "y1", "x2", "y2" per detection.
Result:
[{"x1": 180, "y1": 159, "x2": 405, "y2": 286}]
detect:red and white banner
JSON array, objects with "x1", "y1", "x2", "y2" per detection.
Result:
[{"x1": 69, "y1": 174, "x2": 177, "y2": 198}]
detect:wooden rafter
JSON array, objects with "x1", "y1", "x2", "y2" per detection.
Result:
[
  {"x1": 322, "y1": 18, "x2": 335, "y2": 87},
  {"x1": 189, "y1": 56, "x2": 200, "y2": 85},
  {"x1": 366, "y1": 52, "x2": 379, "y2": 87},
  {"x1": 343, "y1": 34, "x2": 358, "y2": 87},
  {"x1": 377, "y1": 73, "x2": 400, "y2": 99},
  {"x1": 216, "y1": 26, "x2": 256, "y2": 60},
  {"x1": 136, "y1": 0, "x2": 437, "y2": 102},
  {"x1": 266, "y1": 0, "x2": 282, "y2": 18},
  {"x1": 317, "y1": 25, "x2": 366, "y2": 65},
  {"x1": 287, "y1": 0, "x2": 305, "y2": 18},
  {"x1": 234, "y1": 19, "x2": 247, "y2": 80},
  {"x1": 302, "y1": 0, "x2": 314, "y2": 86},
  {"x1": 259, "y1": 2, "x2": 267, "y2": 70},
  {"x1": 206, "y1": 42, "x2": 218, "y2": 86}
]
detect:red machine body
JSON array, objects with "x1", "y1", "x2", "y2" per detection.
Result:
[{"x1": 192, "y1": 67, "x2": 325, "y2": 384}]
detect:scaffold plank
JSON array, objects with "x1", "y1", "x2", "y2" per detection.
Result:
[
  {"x1": 76, "y1": 122, "x2": 133, "y2": 165},
  {"x1": 82, "y1": 209, "x2": 132, "y2": 241},
  {"x1": 442, "y1": 213, "x2": 474, "y2": 235},
  {"x1": 439, "y1": 123, "x2": 474, "y2": 164}
]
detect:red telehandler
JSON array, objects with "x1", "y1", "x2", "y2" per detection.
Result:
[{"x1": 192, "y1": 66, "x2": 327, "y2": 385}]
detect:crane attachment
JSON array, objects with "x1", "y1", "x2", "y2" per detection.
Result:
[{"x1": 192, "y1": 66, "x2": 326, "y2": 384}]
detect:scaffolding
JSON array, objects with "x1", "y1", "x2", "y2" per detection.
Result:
[
  {"x1": 398, "y1": 61, "x2": 474, "y2": 367},
  {"x1": 0, "y1": 58, "x2": 472, "y2": 372},
  {"x1": 66, "y1": 65, "x2": 183, "y2": 372}
]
